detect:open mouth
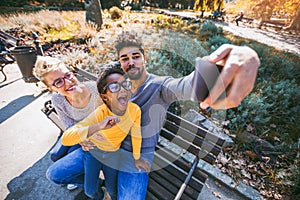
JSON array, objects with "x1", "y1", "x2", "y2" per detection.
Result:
[
  {"x1": 65, "y1": 85, "x2": 76, "y2": 92},
  {"x1": 118, "y1": 97, "x2": 128, "y2": 107}
]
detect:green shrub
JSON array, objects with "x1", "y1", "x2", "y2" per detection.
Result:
[
  {"x1": 208, "y1": 35, "x2": 231, "y2": 52},
  {"x1": 200, "y1": 21, "x2": 223, "y2": 38},
  {"x1": 249, "y1": 43, "x2": 299, "y2": 82},
  {"x1": 226, "y1": 79, "x2": 300, "y2": 145},
  {"x1": 109, "y1": 6, "x2": 123, "y2": 20}
]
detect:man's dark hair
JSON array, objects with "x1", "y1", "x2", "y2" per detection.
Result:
[
  {"x1": 115, "y1": 31, "x2": 144, "y2": 56},
  {"x1": 97, "y1": 61, "x2": 124, "y2": 94}
]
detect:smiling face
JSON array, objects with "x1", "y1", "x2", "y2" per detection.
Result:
[
  {"x1": 100, "y1": 73, "x2": 131, "y2": 116},
  {"x1": 119, "y1": 46, "x2": 146, "y2": 80},
  {"x1": 43, "y1": 66, "x2": 79, "y2": 97}
]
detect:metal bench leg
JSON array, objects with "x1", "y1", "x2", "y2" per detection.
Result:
[
  {"x1": 174, "y1": 157, "x2": 199, "y2": 200},
  {"x1": 0, "y1": 65, "x2": 7, "y2": 83}
]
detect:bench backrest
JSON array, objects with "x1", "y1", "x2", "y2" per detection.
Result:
[{"x1": 0, "y1": 30, "x2": 20, "y2": 48}]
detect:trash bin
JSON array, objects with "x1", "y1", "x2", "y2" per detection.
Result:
[{"x1": 10, "y1": 46, "x2": 38, "y2": 83}]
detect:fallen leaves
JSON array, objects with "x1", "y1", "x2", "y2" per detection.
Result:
[
  {"x1": 244, "y1": 150, "x2": 258, "y2": 159},
  {"x1": 215, "y1": 146, "x2": 292, "y2": 200}
]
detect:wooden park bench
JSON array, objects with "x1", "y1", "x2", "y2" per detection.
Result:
[
  {"x1": 42, "y1": 67, "x2": 226, "y2": 200},
  {"x1": 242, "y1": 17, "x2": 254, "y2": 25},
  {"x1": 0, "y1": 30, "x2": 20, "y2": 82},
  {"x1": 259, "y1": 20, "x2": 285, "y2": 31}
]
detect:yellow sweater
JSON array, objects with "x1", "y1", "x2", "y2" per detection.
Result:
[{"x1": 62, "y1": 102, "x2": 141, "y2": 160}]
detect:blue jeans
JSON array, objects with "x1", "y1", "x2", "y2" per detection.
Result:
[
  {"x1": 118, "y1": 148, "x2": 155, "y2": 200},
  {"x1": 89, "y1": 148, "x2": 120, "y2": 200},
  {"x1": 46, "y1": 148, "x2": 105, "y2": 199},
  {"x1": 49, "y1": 137, "x2": 81, "y2": 162}
]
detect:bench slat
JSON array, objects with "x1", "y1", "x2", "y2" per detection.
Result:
[
  {"x1": 146, "y1": 191, "x2": 160, "y2": 200},
  {"x1": 151, "y1": 153, "x2": 203, "y2": 199},
  {"x1": 0, "y1": 30, "x2": 19, "y2": 47},
  {"x1": 150, "y1": 165, "x2": 201, "y2": 199},
  {"x1": 166, "y1": 112, "x2": 225, "y2": 147},
  {"x1": 149, "y1": 170, "x2": 179, "y2": 195},
  {"x1": 148, "y1": 178, "x2": 175, "y2": 200},
  {"x1": 160, "y1": 129, "x2": 217, "y2": 165},
  {"x1": 155, "y1": 143, "x2": 208, "y2": 183},
  {"x1": 164, "y1": 120, "x2": 222, "y2": 156}
]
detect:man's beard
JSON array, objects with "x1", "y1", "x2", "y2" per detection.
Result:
[{"x1": 126, "y1": 66, "x2": 144, "y2": 80}]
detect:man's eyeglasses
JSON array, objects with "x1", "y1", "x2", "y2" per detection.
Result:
[
  {"x1": 103, "y1": 81, "x2": 132, "y2": 93},
  {"x1": 52, "y1": 72, "x2": 75, "y2": 88}
]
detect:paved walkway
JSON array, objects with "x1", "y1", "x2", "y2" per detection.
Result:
[
  {"x1": 0, "y1": 64, "x2": 86, "y2": 199},
  {"x1": 159, "y1": 9, "x2": 300, "y2": 56},
  {"x1": 216, "y1": 20, "x2": 300, "y2": 55}
]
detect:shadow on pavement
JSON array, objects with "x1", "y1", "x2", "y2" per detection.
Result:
[
  {"x1": 0, "y1": 93, "x2": 44, "y2": 124},
  {"x1": 5, "y1": 139, "x2": 88, "y2": 200},
  {"x1": 0, "y1": 78, "x2": 22, "y2": 89}
]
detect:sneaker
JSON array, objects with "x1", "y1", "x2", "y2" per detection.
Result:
[{"x1": 67, "y1": 184, "x2": 78, "y2": 191}]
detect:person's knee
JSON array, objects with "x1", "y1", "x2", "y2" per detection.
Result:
[
  {"x1": 118, "y1": 172, "x2": 148, "y2": 200},
  {"x1": 46, "y1": 166, "x2": 63, "y2": 184}
]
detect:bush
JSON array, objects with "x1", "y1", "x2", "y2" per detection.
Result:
[
  {"x1": 109, "y1": 6, "x2": 123, "y2": 20},
  {"x1": 208, "y1": 35, "x2": 231, "y2": 52},
  {"x1": 226, "y1": 79, "x2": 300, "y2": 142},
  {"x1": 200, "y1": 21, "x2": 223, "y2": 38},
  {"x1": 247, "y1": 42, "x2": 300, "y2": 82}
]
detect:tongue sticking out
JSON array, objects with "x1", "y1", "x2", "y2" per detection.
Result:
[{"x1": 118, "y1": 98, "x2": 127, "y2": 106}]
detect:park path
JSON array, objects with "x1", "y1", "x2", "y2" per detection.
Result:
[
  {"x1": 160, "y1": 9, "x2": 300, "y2": 55},
  {"x1": 215, "y1": 20, "x2": 300, "y2": 55}
]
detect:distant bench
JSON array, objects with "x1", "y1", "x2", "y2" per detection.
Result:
[
  {"x1": 259, "y1": 20, "x2": 285, "y2": 30},
  {"x1": 240, "y1": 17, "x2": 285, "y2": 30},
  {"x1": 42, "y1": 67, "x2": 226, "y2": 199},
  {"x1": 242, "y1": 17, "x2": 254, "y2": 25},
  {"x1": 0, "y1": 30, "x2": 20, "y2": 82}
]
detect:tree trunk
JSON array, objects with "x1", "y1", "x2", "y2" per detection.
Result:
[
  {"x1": 194, "y1": 0, "x2": 208, "y2": 11},
  {"x1": 85, "y1": 0, "x2": 103, "y2": 29},
  {"x1": 251, "y1": 0, "x2": 274, "y2": 29},
  {"x1": 284, "y1": 7, "x2": 300, "y2": 32}
]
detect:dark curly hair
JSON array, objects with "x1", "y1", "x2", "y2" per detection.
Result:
[
  {"x1": 115, "y1": 31, "x2": 144, "y2": 56},
  {"x1": 97, "y1": 61, "x2": 124, "y2": 94}
]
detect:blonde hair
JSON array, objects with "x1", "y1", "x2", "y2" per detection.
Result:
[{"x1": 33, "y1": 56, "x2": 65, "y2": 84}]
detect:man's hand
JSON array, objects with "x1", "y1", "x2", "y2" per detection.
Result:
[
  {"x1": 201, "y1": 44, "x2": 260, "y2": 110},
  {"x1": 79, "y1": 140, "x2": 95, "y2": 151},
  {"x1": 134, "y1": 159, "x2": 151, "y2": 174}
]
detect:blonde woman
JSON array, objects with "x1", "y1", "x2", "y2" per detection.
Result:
[{"x1": 33, "y1": 56, "x2": 105, "y2": 199}]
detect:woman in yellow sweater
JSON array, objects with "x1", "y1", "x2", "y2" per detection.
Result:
[{"x1": 62, "y1": 66, "x2": 150, "y2": 199}]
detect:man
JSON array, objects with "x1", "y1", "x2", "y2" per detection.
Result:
[
  {"x1": 114, "y1": 31, "x2": 260, "y2": 199},
  {"x1": 235, "y1": 10, "x2": 244, "y2": 26}
]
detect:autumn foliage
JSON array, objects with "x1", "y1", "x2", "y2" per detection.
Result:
[{"x1": 229, "y1": 0, "x2": 300, "y2": 31}]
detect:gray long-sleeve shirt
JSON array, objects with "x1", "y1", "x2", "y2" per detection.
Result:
[
  {"x1": 121, "y1": 58, "x2": 218, "y2": 153},
  {"x1": 51, "y1": 81, "x2": 102, "y2": 130}
]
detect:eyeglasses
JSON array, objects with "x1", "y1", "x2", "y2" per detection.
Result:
[
  {"x1": 103, "y1": 81, "x2": 132, "y2": 93},
  {"x1": 52, "y1": 72, "x2": 75, "y2": 88}
]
